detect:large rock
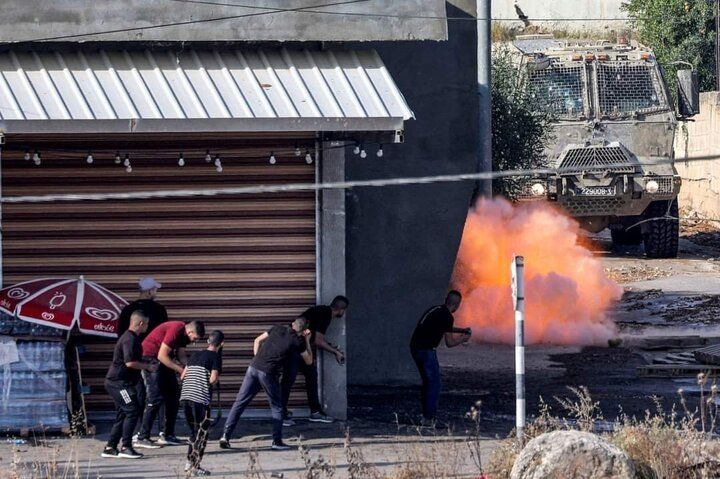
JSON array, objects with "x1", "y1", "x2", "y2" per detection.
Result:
[{"x1": 510, "y1": 430, "x2": 635, "y2": 479}]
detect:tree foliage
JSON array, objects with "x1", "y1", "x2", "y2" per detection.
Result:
[
  {"x1": 492, "y1": 47, "x2": 555, "y2": 199},
  {"x1": 623, "y1": 0, "x2": 716, "y2": 94}
]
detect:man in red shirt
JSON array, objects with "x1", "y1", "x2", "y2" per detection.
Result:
[{"x1": 134, "y1": 320, "x2": 205, "y2": 448}]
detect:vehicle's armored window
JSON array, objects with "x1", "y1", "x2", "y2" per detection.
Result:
[
  {"x1": 597, "y1": 62, "x2": 664, "y2": 115},
  {"x1": 528, "y1": 64, "x2": 585, "y2": 117}
]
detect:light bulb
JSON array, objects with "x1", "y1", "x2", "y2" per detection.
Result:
[
  {"x1": 295, "y1": 147, "x2": 301, "y2": 157},
  {"x1": 305, "y1": 151, "x2": 313, "y2": 164},
  {"x1": 123, "y1": 155, "x2": 130, "y2": 167},
  {"x1": 214, "y1": 155, "x2": 221, "y2": 167},
  {"x1": 269, "y1": 152, "x2": 277, "y2": 165},
  {"x1": 33, "y1": 151, "x2": 41, "y2": 165},
  {"x1": 205, "y1": 150, "x2": 212, "y2": 163},
  {"x1": 178, "y1": 154, "x2": 185, "y2": 167},
  {"x1": 360, "y1": 148, "x2": 367, "y2": 159},
  {"x1": 24, "y1": 150, "x2": 30, "y2": 161},
  {"x1": 115, "y1": 152, "x2": 121, "y2": 164},
  {"x1": 376, "y1": 147, "x2": 384, "y2": 158},
  {"x1": 86, "y1": 153, "x2": 94, "y2": 164},
  {"x1": 353, "y1": 144, "x2": 360, "y2": 155}
]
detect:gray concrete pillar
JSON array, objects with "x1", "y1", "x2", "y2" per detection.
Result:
[{"x1": 318, "y1": 141, "x2": 347, "y2": 419}]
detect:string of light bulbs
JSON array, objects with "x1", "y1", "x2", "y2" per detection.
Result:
[{"x1": 13, "y1": 140, "x2": 385, "y2": 172}]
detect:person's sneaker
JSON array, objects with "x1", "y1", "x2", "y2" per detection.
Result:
[
  {"x1": 157, "y1": 432, "x2": 183, "y2": 446},
  {"x1": 218, "y1": 435, "x2": 231, "y2": 449},
  {"x1": 191, "y1": 467, "x2": 211, "y2": 476},
  {"x1": 283, "y1": 418, "x2": 296, "y2": 427},
  {"x1": 100, "y1": 446, "x2": 118, "y2": 458},
  {"x1": 133, "y1": 438, "x2": 162, "y2": 449},
  {"x1": 118, "y1": 447, "x2": 143, "y2": 459},
  {"x1": 271, "y1": 441, "x2": 292, "y2": 451},
  {"x1": 308, "y1": 412, "x2": 333, "y2": 423}
]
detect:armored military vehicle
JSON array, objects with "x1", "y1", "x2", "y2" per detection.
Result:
[{"x1": 511, "y1": 35, "x2": 699, "y2": 258}]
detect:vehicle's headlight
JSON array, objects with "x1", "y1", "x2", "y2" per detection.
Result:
[
  {"x1": 645, "y1": 180, "x2": 659, "y2": 194},
  {"x1": 531, "y1": 183, "x2": 546, "y2": 196}
]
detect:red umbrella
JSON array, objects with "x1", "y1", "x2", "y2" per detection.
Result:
[{"x1": 0, "y1": 276, "x2": 127, "y2": 337}]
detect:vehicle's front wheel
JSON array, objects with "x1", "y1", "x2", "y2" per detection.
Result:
[{"x1": 643, "y1": 200, "x2": 679, "y2": 259}]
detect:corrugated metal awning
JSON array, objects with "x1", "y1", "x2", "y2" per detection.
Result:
[{"x1": 0, "y1": 48, "x2": 413, "y2": 135}]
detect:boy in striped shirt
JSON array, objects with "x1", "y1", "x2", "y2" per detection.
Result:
[{"x1": 180, "y1": 330, "x2": 224, "y2": 476}]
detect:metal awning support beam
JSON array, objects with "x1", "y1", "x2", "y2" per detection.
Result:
[{"x1": 0, "y1": 117, "x2": 405, "y2": 136}]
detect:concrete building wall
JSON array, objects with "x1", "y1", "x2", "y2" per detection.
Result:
[
  {"x1": 0, "y1": 0, "x2": 446, "y2": 42},
  {"x1": 493, "y1": 0, "x2": 629, "y2": 32},
  {"x1": 674, "y1": 92, "x2": 720, "y2": 220},
  {"x1": 344, "y1": 3, "x2": 477, "y2": 386}
]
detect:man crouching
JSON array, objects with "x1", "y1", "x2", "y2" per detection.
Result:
[{"x1": 219, "y1": 317, "x2": 312, "y2": 451}]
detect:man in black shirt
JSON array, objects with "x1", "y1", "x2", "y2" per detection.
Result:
[
  {"x1": 220, "y1": 317, "x2": 312, "y2": 451},
  {"x1": 116, "y1": 277, "x2": 168, "y2": 442},
  {"x1": 101, "y1": 311, "x2": 157, "y2": 459},
  {"x1": 281, "y1": 295, "x2": 348, "y2": 425},
  {"x1": 409, "y1": 291, "x2": 471, "y2": 422}
]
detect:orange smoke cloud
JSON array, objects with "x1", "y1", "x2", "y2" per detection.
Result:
[{"x1": 451, "y1": 198, "x2": 623, "y2": 345}]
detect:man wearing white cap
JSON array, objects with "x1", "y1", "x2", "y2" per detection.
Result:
[{"x1": 118, "y1": 277, "x2": 168, "y2": 337}]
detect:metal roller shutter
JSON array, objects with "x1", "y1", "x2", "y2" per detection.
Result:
[{"x1": 1, "y1": 141, "x2": 316, "y2": 410}]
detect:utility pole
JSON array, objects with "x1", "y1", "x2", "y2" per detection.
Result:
[
  {"x1": 511, "y1": 255, "x2": 525, "y2": 442},
  {"x1": 477, "y1": 0, "x2": 493, "y2": 198}
]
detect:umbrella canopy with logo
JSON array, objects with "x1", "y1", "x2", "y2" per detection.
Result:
[{"x1": 0, "y1": 277, "x2": 127, "y2": 337}]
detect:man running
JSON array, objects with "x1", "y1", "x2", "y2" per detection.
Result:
[
  {"x1": 219, "y1": 317, "x2": 312, "y2": 451},
  {"x1": 135, "y1": 320, "x2": 205, "y2": 448},
  {"x1": 281, "y1": 296, "x2": 348, "y2": 425},
  {"x1": 410, "y1": 291, "x2": 471, "y2": 423},
  {"x1": 181, "y1": 330, "x2": 224, "y2": 476},
  {"x1": 101, "y1": 311, "x2": 157, "y2": 459}
]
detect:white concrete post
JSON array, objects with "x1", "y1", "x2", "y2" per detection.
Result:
[{"x1": 512, "y1": 255, "x2": 525, "y2": 440}]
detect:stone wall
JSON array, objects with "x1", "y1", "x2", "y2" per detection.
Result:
[{"x1": 674, "y1": 92, "x2": 720, "y2": 222}]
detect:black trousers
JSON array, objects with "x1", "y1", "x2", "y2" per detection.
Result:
[
  {"x1": 183, "y1": 400, "x2": 211, "y2": 467},
  {"x1": 105, "y1": 379, "x2": 141, "y2": 449},
  {"x1": 281, "y1": 352, "x2": 321, "y2": 415},
  {"x1": 138, "y1": 359, "x2": 180, "y2": 439}
]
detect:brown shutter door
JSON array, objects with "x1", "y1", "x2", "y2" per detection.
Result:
[{"x1": 2, "y1": 146, "x2": 316, "y2": 410}]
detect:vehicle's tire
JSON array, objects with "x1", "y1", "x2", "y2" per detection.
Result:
[
  {"x1": 611, "y1": 226, "x2": 643, "y2": 246},
  {"x1": 643, "y1": 200, "x2": 679, "y2": 259}
]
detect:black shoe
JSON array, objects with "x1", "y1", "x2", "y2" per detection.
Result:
[
  {"x1": 218, "y1": 435, "x2": 231, "y2": 450},
  {"x1": 157, "y1": 433, "x2": 182, "y2": 446},
  {"x1": 100, "y1": 446, "x2": 118, "y2": 458},
  {"x1": 271, "y1": 441, "x2": 291, "y2": 451},
  {"x1": 133, "y1": 438, "x2": 162, "y2": 449},
  {"x1": 308, "y1": 411, "x2": 334, "y2": 423},
  {"x1": 118, "y1": 447, "x2": 143, "y2": 459}
]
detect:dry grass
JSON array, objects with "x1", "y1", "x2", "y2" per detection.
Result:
[{"x1": 487, "y1": 380, "x2": 720, "y2": 479}]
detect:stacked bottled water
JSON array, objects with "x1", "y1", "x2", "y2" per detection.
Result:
[
  {"x1": 0, "y1": 313, "x2": 63, "y2": 337},
  {"x1": 0, "y1": 341, "x2": 69, "y2": 429}
]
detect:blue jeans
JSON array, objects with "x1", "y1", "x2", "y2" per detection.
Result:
[
  {"x1": 411, "y1": 348, "x2": 441, "y2": 420},
  {"x1": 224, "y1": 366, "x2": 283, "y2": 442}
]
